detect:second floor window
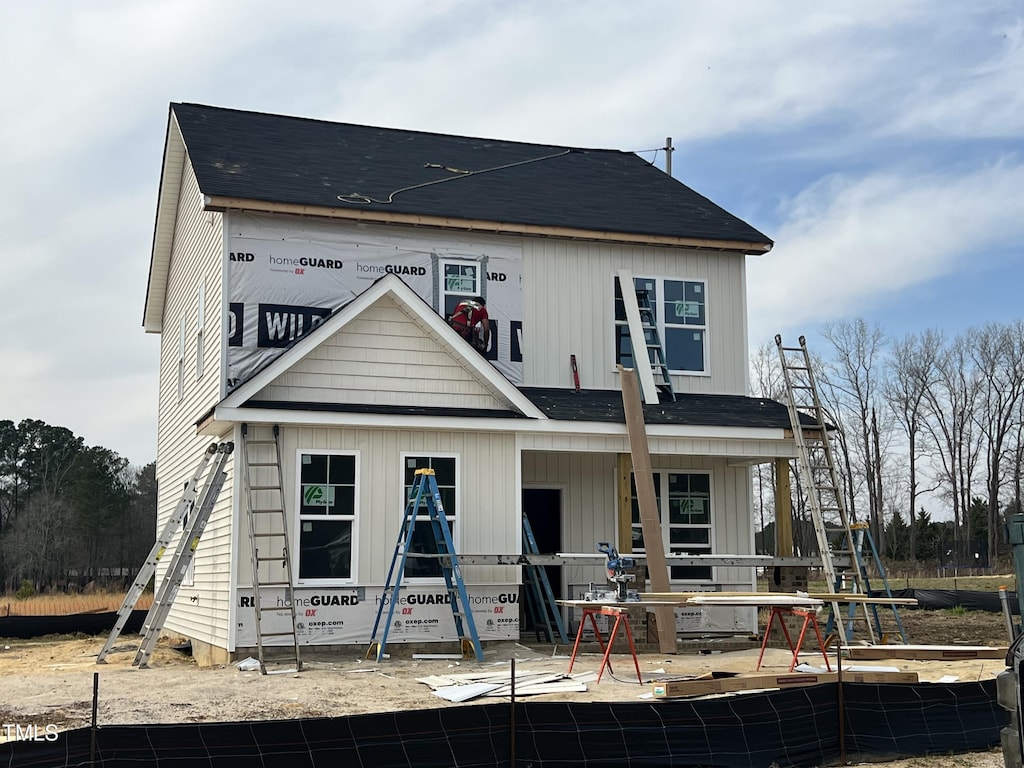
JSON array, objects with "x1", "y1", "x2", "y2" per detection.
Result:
[
  {"x1": 614, "y1": 275, "x2": 708, "y2": 374},
  {"x1": 440, "y1": 260, "x2": 481, "y2": 319}
]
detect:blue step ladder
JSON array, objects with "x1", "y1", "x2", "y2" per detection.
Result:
[
  {"x1": 367, "y1": 468, "x2": 483, "y2": 662},
  {"x1": 826, "y1": 522, "x2": 908, "y2": 644},
  {"x1": 521, "y1": 514, "x2": 568, "y2": 644}
]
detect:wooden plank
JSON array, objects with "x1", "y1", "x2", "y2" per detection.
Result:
[
  {"x1": 619, "y1": 365, "x2": 676, "y2": 654},
  {"x1": 616, "y1": 271, "x2": 659, "y2": 403},
  {"x1": 641, "y1": 592, "x2": 918, "y2": 606},
  {"x1": 652, "y1": 670, "x2": 919, "y2": 698},
  {"x1": 842, "y1": 645, "x2": 1007, "y2": 660}
]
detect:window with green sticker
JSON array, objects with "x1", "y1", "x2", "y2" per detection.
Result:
[
  {"x1": 614, "y1": 275, "x2": 707, "y2": 374},
  {"x1": 297, "y1": 452, "x2": 356, "y2": 581},
  {"x1": 629, "y1": 471, "x2": 713, "y2": 582}
]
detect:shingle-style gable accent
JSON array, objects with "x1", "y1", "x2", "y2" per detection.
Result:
[{"x1": 170, "y1": 102, "x2": 772, "y2": 248}]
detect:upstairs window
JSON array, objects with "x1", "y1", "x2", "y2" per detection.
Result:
[
  {"x1": 614, "y1": 275, "x2": 707, "y2": 374},
  {"x1": 440, "y1": 260, "x2": 481, "y2": 318}
]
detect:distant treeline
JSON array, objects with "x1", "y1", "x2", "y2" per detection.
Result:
[
  {"x1": 752, "y1": 319, "x2": 1024, "y2": 565},
  {"x1": 0, "y1": 419, "x2": 156, "y2": 593}
]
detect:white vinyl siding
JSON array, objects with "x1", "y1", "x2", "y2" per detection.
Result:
[
  {"x1": 154, "y1": 158, "x2": 229, "y2": 649},
  {"x1": 268, "y1": 426, "x2": 518, "y2": 587},
  {"x1": 521, "y1": 238, "x2": 748, "y2": 394},
  {"x1": 253, "y1": 295, "x2": 508, "y2": 411}
]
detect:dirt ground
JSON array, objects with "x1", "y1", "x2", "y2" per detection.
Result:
[{"x1": 0, "y1": 608, "x2": 1013, "y2": 766}]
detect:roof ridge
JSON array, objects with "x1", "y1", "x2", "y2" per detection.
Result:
[{"x1": 171, "y1": 101, "x2": 633, "y2": 155}]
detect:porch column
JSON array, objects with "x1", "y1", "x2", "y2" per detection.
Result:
[{"x1": 774, "y1": 457, "x2": 793, "y2": 557}]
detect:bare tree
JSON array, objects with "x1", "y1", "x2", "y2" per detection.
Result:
[
  {"x1": 969, "y1": 321, "x2": 1024, "y2": 561},
  {"x1": 750, "y1": 343, "x2": 785, "y2": 551},
  {"x1": 920, "y1": 334, "x2": 982, "y2": 562},
  {"x1": 885, "y1": 330, "x2": 943, "y2": 559},
  {"x1": 819, "y1": 319, "x2": 889, "y2": 550}
]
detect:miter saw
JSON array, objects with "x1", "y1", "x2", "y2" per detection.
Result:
[{"x1": 584, "y1": 542, "x2": 640, "y2": 602}]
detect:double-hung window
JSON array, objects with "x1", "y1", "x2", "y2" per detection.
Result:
[
  {"x1": 402, "y1": 455, "x2": 457, "y2": 579},
  {"x1": 614, "y1": 275, "x2": 708, "y2": 374},
  {"x1": 440, "y1": 260, "x2": 481, "y2": 319},
  {"x1": 630, "y1": 472, "x2": 713, "y2": 582},
  {"x1": 297, "y1": 452, "x2": 357, "y2": 581}
]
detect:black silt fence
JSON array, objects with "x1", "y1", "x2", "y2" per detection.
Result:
[{"x1": 0, "y1": 680, "x2": 1005, "y2": 768}]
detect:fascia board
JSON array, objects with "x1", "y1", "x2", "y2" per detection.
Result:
[
  {"x1": 143, "y1": 110, "x2": 187, "y2": 333},
  {"x1": 213, "y1": 404, "x2": 790, "y2": 442}
]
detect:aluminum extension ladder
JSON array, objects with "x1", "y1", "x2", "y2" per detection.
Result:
[
  {"x1": 775, "y1": 334, "x2": 864, "y2": 644},
  {"x1": 617, "y1": 269, "x2": 676, "y2": 403},
  {"x1": 240, "y1": 424, "x2": 302, "y2": 674},
  {"x1": 97, "y1": 442, "x2": 227, "y2": 664},
  {"x1": 367, "y1": 468, "x2": 483, "y2": 662},
  {"x1": 132, "y1": 442, "x2": 233, "y2": 668},
  {"x1": 521, "y1": 514, "x2": 568, "y2": 644}
]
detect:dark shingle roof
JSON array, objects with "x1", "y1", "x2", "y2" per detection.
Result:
[
  {"x1": 519, "y1": 388, "x2": 796, "y2": 428},
  {"x1": 171, "y1": 103, "x2": 771, "y2": 248}
]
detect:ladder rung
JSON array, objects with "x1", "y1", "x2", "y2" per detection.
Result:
[
  {"x1": 259, "y1": 631, "x2": 299, "y2": 638},
  {"x1": 249, "y1": 485, "x2": 283, "y2": 491},
  {"x1": 259, "y1": 580, "x2": 292, "y2": 586},
  {"x1": 245, "y1": 439, "x2": 277, "y2": 445},
  {"x1": 253, "y1": 532, "x2": 287, "y2": 538},
  {"x1": 252, "y1": 508, "x2": 285, "y2": 514},
  {"x1": 257, "y1": 606, "x2": 297, "y2": 613}
]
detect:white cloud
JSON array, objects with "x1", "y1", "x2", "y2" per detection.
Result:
[{"x1": 746, "y1": 159, "x2": 1024, "y2": 338}]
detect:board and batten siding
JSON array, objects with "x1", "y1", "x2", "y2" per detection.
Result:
[
  {"x1": 253, "y1": 295, "x2": 508, "y2": 410},
  {"x1": 154, "y1": 157, "x2": 233, "y2": 648},
  {"x1": 521, "y1": 237, "x2": 749, "y2": 395},
  {"x1": 234, "y1": 426, "x2": 519, "y2": 589},
  {"x1": 522, "y1": 451, "x2": 755, "y2": 594}
]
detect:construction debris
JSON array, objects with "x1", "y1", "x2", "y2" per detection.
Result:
[{"x1": 417, "y1": 666, "x2": 592, "y2": 702}]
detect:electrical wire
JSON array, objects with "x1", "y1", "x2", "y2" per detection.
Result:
[{"x1": 337, "y1": 148, "x2": 575, "y2": 205}]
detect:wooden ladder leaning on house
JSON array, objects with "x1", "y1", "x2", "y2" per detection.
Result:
[{"x1": 240, "y1": 424, "x2": 303, "y2": 674}]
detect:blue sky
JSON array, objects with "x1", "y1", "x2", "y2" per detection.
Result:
[{"x1": 1, "y1": 1, "x2": 1021, "y2": 466}]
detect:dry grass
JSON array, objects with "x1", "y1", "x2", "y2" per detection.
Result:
[{"x1": 0, "y1": 591, "x2": 152, "y2": 617}]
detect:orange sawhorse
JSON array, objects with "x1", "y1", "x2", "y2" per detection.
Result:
[
  {"x1": 756, "y1": 606, "x2": 832, "y2": 672},
  {"x1": 567, "y1": 604, "x2": 644, "y2": 684}
]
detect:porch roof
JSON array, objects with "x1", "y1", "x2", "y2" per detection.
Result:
[{"x1": 518, "y1": 388, "x2": 796, "y2": 429}]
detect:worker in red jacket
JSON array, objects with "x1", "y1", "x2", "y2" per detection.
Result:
[{"x1": 448, "y1": 296, "x2": 490, "y2": 353}]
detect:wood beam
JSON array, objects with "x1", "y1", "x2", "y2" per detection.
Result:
[
  {"x1": 774, "y1": 457, "x2": 793, "y2": 557},
  {"x1": 619, "y1": 365, "x2": 676, "y2": 654}
]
